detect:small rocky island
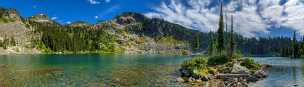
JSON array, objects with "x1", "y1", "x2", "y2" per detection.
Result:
[
  {"x1": 177, "y1": 55, "x2": 269, "y2": 87},
  {"x1": 176, "y1": 1, "x2": 269, "y2": 86}
]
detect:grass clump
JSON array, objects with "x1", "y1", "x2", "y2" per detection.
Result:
[{"x1": 240, "y1": 58, "x2": 261, "y2": 71}]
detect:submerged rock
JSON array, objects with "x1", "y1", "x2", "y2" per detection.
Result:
[
  {"x1": 179, "y1": 68, "x2": 190, "y2": 77},
  {"x1": 176, "y1": 77, "x2": 185, "y2": 83},
  {"x1": 247, "y1": 76, "x2": 259, "y2": 82}
]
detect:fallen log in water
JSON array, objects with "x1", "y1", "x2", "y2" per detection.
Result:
[{"x1": 216, "y1": 74, "x2": 251, "y2": 79}]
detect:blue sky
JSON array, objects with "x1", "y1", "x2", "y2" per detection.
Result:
[
  {"x1": 1, "y1": 0, "x2": 304, "y2": 37},
  {"x1": 0, "y1": 0, "x2": 162, "y2": 24}
]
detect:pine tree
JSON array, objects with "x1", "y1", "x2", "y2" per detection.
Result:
[
  {"x1": 216, "y1": 1, "x2": 225, "y2": 54},
  {"x1": 207, "y1": 35, "x2": 217, "y2": 56},
  {"x1": 228, "y1": 15, "x2": 235, "y2": 58},
  {"x1": 10, "y1": 37, "x2": 16, "y2": 46},
  {"x1": 292, "y1": 31, "x2": 299, "y2": 58},
  {"x1": 193, "y1": 32, "x2": 201, "y2": 51}
]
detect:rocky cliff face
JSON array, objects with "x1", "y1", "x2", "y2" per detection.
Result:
[{"x1": 0, "y1": 8, "x2": 40, "y2": 54}]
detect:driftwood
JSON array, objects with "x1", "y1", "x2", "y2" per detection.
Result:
[{"x1": 216, "y1": 74, "x2": 250, "y2": 79}]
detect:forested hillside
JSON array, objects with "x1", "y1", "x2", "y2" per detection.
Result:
[{"x1": 0, "y1": 7, "x2": 301, "y2": 56}]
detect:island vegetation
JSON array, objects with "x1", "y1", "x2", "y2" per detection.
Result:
[{"x1": 177, "y1": 2, "x2": 268, "y2": 86}]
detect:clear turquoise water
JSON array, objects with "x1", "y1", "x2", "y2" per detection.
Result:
[
  {"x1": 0, "y1": 54, "x2": 191, "y2": 87},
  {"x1": 0, "y1": 55, "x2": 303, "y2": 87},
  {"x1": 250, "y1": 57, "x2": 304, "y2": 87}
]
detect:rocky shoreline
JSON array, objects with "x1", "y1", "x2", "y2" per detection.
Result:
[{"x1": 176, "y1": 58, "x2": 270, "y2": 86}]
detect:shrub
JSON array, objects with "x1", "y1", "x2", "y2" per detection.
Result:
[
  {"x1": 207, "y1": 55, "x2": 229, "y2": 66},
  {"x1": 193, "y1": 67, "x2": 209, "y2": 78},
  {"x1": 181, "y1": 55, "x2": 209, "y2": 77},
  {"x1": 181, "y1": 55, "x2": 207, "y2": 69},
  {"x1": 240, "y1": 58, "x2": 261, "y2": 70}
]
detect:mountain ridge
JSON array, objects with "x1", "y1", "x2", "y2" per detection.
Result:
[
  {"x1": 0, "y1": 7, "x2": 199, "y2": 55},
  {"x1": 0, "y1": 7, "x2": 297, "y2": 56}
]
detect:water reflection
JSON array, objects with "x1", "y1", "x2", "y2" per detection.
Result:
[{"x1": 250, "y1": 57, "x2": 304, "y2": 87}]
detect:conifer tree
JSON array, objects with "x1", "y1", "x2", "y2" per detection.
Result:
[
  {"x1": 193, "y1": 32, "x2": 201, "y2": 51},
  {"x1": 228, "y1": 15, "x2": 235, "y2": 58},
  {"x1": 207, "y1": 35, "x2": 217, "y2": 56},
  {"x1": 292, "y1": 31, "x2": 299, "y2": 58},
  {"x1": 216, "y1": 1, "x2": 225, "y2": 54}
]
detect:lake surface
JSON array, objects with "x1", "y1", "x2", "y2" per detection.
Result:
[
  {"x1": 0, "y1": 54, "x2": 192, "y2": 87},
  {"x1": 249, "y1": 57, "x2": 304, "y2": 87},
  {"x1": 0, "y1": 55, "x2": 303, "y2": 87}
]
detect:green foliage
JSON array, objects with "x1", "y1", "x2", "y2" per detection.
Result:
[
  {"x1": 240, "y1": 58, "x2": 261, "y2": 71},
  {"x1": 181, "y1": 55, "x2": 209, "y2": 77},
  {"x1": 181, "y1": 55, "x2": 208, "y2": 69},
  {"x1": 207, "y1": 55, "x2": 229, "y2": 66},
  {"x1": 0, "y1": 36, "x2": 16, "y2": 49},
  {"x1": 207, "y1": 37, "x2": 217, "y2": 56},
  {"x1": 9, "y1": 37, "x2": 16, "y2": 46},
  {"x1": 29, "y1": 22, "x2": 122, "y2": 53},
  {"x1": 193, "y1": 32, "x2": 201, "y2": 51},
  {"x1": 0, "y1": 18, "x2": 9, "y2": 23},
  {"x1": 292, "y1": 31, "x2": 300, "y2": 58}
]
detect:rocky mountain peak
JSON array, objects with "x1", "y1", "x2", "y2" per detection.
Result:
[
  {"x1": 0, "y1": 8, "x2": 21, "y2": 22},
  {"x1": 114, "y1": 12, "x2": 147, "y2": 25},
  {"x1": 27, "y1": 13, "x2": 53, "y2": 23}
]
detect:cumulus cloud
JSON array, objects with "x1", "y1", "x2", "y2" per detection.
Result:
[
  {"x1": 66, "y1": 21, "x2": 72, "y2": 24},
  {"x1": 51, "y1": 17, "x2": 58, "y2": 20},
  {"x1": 146, "y1": 0, "x2": 304, "y2": 37},
  {"x1": 88, "y1": 0, "x2": 110, "y2": 4},
  {"x1": 88, "y1": 0, "x2": 101, "y2": 5}
]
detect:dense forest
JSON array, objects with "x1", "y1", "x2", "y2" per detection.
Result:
[
  {"x1": 0, "y1": 7, "x2": 303, "y2": 57},
  {"x1": 27, "y1": 20, "x2": 122, "y2": 53},
  {"x1": 21, "y1": 12, "x2": 304, "y2": 57}
]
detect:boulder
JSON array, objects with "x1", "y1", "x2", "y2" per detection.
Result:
[
  {"x1": 188, "y1": 77, "x2": 195, "y2": 82},
  {"x1": 201, "y1": 76, "x2": 209, "y2": 81},
  {"x1": 254, "y1": 70, "x2": 267, "y2": 78},
  {"x1": 179, "y1": 68, "x2": 190, "y2": 77},
  {"x1": 231, "y1": 63, "x2": 250, "y2": 74}
]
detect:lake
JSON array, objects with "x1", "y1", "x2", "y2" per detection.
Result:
[
  {"x1": 0, "y1": 55, "x2": 303, "y2": 87},
  {"x1": 0, "y1": 54, "x2": 192, "y2": 87},
  {"x1": 249, "y1": 57, "x2": 304, "y2": 87}
]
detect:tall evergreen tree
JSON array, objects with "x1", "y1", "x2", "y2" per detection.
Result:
[
  {"x1": 216, "y1": 1, "x2": 225, "y2": 54},
  {"x1": 193, "y1": 32, "x2": 201, "y2": 51},
  {"x1": 207, "y1": 35, "x2": 217, "y2": 56},
  {"x1": 292, "y1": 31, "x2": 299, "y2": 58},
  {"x1": 228, "y1": 15, "x2": 235, "y2": 58}
]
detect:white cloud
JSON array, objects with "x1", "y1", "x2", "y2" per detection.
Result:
[
  {"x1": 94, "y1": 16, "x2": 99, "y2": 19},
  {"x1": 146, "y1": 0, "x2": 304, "y2": 37},
  {"x1": 88, "y1": 0, "x2": 101, "y2": 5},
  {"x1": 51, "y1": 17, "x2": 58, "y2": 20},
  {"x1": 66, "y1": 21, "x2": 72, "y2": 24},
  {"x1": 88, "y1": 0, "x2": 110, "y2": 4}
]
